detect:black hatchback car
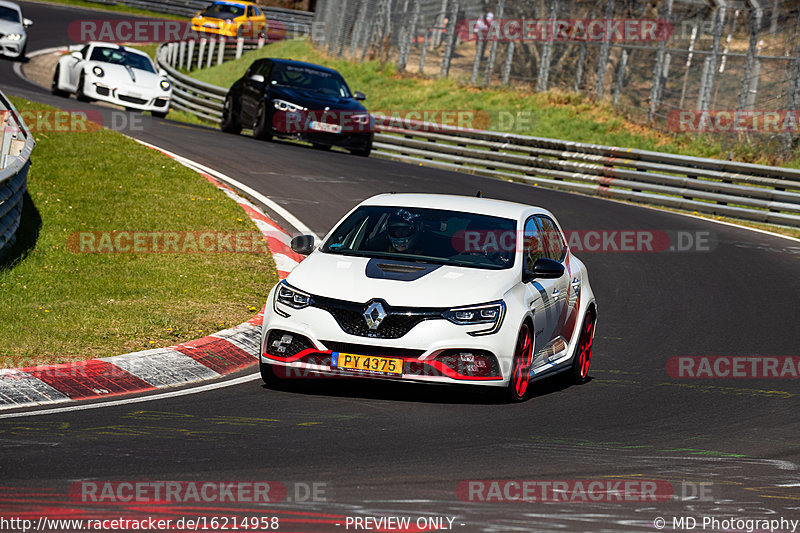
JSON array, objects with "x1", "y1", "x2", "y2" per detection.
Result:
[{"x1": 221, "y1": 58, "x2": 374, "y2": 156}]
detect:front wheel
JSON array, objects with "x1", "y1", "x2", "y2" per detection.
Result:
[
  {"x1": 566, "y1": 311, "x2": 596, "y2": 384},
  {"x1": 504, "y1": 322, "x2": 533, "y2": 402},
  {"x1": 260, "y1": 360, "x2": 281, "y2": 387},
  {"x1": 76, "y1": 73, "x2": 90, "y2": 102},
  {"x1": 350, "y1": 146, "x2": 371, "y2": 157},
  {"x1": 152, "y1": 110, "x2": 169, "y2": 119}
]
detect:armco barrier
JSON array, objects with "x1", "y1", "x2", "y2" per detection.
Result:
[
  {"x1": 0, "y1": 91, "x2": 35, "y2": 256},
  {"x1": 155, "y1": 43, "x2": 800, "y2": 228}
]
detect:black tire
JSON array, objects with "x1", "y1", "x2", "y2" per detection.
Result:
[
  {"x1": 252, "y1": 101, "x2": 272, "y2": 140},
  {"x1": 566, "y1": 310, "x2": 596, "y2": 384},
  {"x1": 220, "y1": 95, "x2": 242, "y2": 134},
  {"x1": 76, "y1": 73, "x2": 90, "y2": 102},
  {"x1": 350, "y1": 146, "x2": 371, "y2": 157},
  {"x1": 312, "y1": 143, "x2": 331, "y2": 151},
  {"x1": 259, "y1": 360, "x2": 281, "y2": 387},
  {"x1": 504, "y1": 322, "x2": 534, "y2": 402},
  {"x1": 51, "y1": 66, "x2": 68, "y2": 97},
  {"x1": 152, "y1": 110, "x2": 169, "y2": 119}
]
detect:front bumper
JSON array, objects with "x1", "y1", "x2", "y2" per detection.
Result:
[
  {"x1": 84, "y1": 78, "x2": 171, "y2": 112},
  {"x1": 261, "y1": 301, "x2": 512, "y2": 386},
  {"x1": 0, "y1": 36, "x2": 25, "y2": 58}
]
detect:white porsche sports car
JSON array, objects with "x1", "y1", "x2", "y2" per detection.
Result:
[
  {"x1": 260, "y1": 193, "x2": 597, "y2": 402},
  {"x1": 52, "y1": 43, "x2": 172, "y2": 117},
  {"x1": 0, "y1": 0, "x2": 32, "y2": 60}
]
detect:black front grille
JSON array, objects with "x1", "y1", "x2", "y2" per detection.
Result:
[
  {"x1": 119, "y1": 94, "x2": 147, "y2": 105},
  {"x1": 321, "y1": 341, "x2": 424, "y2": 359},
  {"x1": 96, "y1": 87, "x2": 110, "y2": 96},
  {"x1": 313, "y1": 296, "x2": 445, "y2": 339}
]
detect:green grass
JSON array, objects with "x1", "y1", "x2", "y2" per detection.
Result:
[
  {"x1": 186, "y1": 39, "x2": 800, "y2": 168},
  {"x1": 0, "y1": 97, "x2": 277, "y2": 367},
  {"x1": 30, "y1": 0, "x2": 185, "y2": 20}
]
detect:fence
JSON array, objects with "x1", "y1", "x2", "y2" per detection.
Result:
[
  {"x1": 154, "y1": 41, "x2": 800, "y2": 228},
  {"x1": 0, "y1": 91, "x2": 35, "y2": 257},
  {"x1": 311, "y1": 0, "x2": 800, "y2": 159}
]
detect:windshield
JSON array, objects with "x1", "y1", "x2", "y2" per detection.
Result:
[
  {"x1": 90, "y1": 47, "x2": 156, "y2": 73},
  {"x1": 321, "y1": 206, "x2": 517, "y2": 270},
  {"x1": 201, "y1": 3, "x2": 245, "y2": 19},
  {"x1": 271, "y1": 63, "x2": 352, "y2": 98},
  {"x1": 0, "y1": 6, "x2": 20, "y2": 23}
]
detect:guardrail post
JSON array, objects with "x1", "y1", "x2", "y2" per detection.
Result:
[
  {"x1": 178, "y1": 40, "x2": 186, "y2": 70},
  {"x1": 206, "y1": 39, "x2": 215, "y2": 68},
  {"x1": 257, "y1": 36, "x2": 265, "y2": 49},
  {"x1": 236, "y1": 37, "x2": 244, "y2": 59},
  {"x1": 186, "y1": 40, "x2": 196, "y2": 70},
  {"x1": 217, "y1": 36, "x2": 226, "y2": 65},
  {"x1": 197, "y1": 38, "x2": 206, "y2": 70}
]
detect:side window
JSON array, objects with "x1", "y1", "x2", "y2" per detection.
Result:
[
  {"x1": 80, "y1": 45, "x2": 90, "y2": 59},
  {"x1": 523, "y1": 216, "x2": 547, "y2": 273},
  {"x1": 253, "y1": 6, "x2": 262, "y2": 17},
  {"x1": 258, "y1": 60, "x2": 272, "y2": 78},
  {"x1": 536, "y1": 216, "x2": 566, "y2": 262},
  {"x1": 247, "y1": 6, "x2": 254, "y2": 17}
]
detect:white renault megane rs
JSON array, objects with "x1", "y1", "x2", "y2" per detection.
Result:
[{"x1": 260, "y1": 193, "x2": 597, "y2": 401}]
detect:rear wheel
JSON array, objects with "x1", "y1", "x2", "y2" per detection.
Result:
[
  {"x1": 51, "y1": 65, "x2": 68, "y2": 97},
  {"x1": 505, "y1": 322, "x2": 533, "y2": 402},
  {"x1": 253, "y1": 101, "x2": 272, "y2": 140},
  {"x1": 220, "y1": 95, "x2": 242, "y2": 134},
  {"x1": 567, "y1": 310, "x2": 596, "y2": 384}
]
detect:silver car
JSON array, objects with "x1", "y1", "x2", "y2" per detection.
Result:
[{"x1": 0, "y1": 0, "x2": 31, "y2": 60}]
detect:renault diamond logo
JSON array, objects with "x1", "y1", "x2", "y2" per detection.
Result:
[{"x1": 363, "y1": 301, "x2": 387, "y2": 330}]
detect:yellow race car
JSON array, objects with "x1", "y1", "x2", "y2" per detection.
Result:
[{"x1": 191, "y1": 1, "x2": 267, "y2": 39}]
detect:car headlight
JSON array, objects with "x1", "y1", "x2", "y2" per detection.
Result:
[
  {"x1": 273, "y1": 281, "x2": 313, "y2": 317},
  {"x1": 92, "y1": 66, "x2": 104, "y2": 77},
  {"x1": 443, "y1": 301, "x2": 506, "y2": 336},
  {"x1": 6, "y1": 33, "x2": 22, "y2": 41},
  {"x1": 160, "y1": 79, "x2": 171, "y2": 91},
  {"x1": 352, "y1": 113, "x2": 371, "y2": 124},
  {"x1": 273, "y1": 99, "x2": 307, "y2": 113}
]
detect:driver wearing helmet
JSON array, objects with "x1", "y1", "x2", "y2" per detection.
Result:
[{"x1": 387, "y1": 211, "x2": 425, "y2": 254}]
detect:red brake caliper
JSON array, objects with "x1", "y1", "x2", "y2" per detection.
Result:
[
  {"x1": 579, "y1": 318, "x2": 594, "y2": 377},
  {"x1": 514, "y1": 328, "x2": 532, "y2": 396}
]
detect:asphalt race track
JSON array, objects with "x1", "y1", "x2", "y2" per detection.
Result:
[{"x1": 0, "y1": 3, "x2": 798, "y2": 531}]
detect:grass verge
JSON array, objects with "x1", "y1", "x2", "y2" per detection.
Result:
[{"x1": 0, "y1": 96, "x2": 276, "y2": 367}]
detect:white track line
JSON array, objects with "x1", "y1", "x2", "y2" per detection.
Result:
[{"x1": 0, "y1": 374, "x2": 262, "y2": 419}]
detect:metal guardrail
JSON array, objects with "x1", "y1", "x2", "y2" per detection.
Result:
[
  {"x1": 155, "y1": 44, "x2": 800, "y2": 228},
  {"x1": 85, "y1": 0, "x2": 314, "y2": 32},
  {"x1": 0, "y1": 91, "x2": 35, "y2": 256}
]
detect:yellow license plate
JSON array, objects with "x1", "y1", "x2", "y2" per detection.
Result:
[{"x1": 333, "y1": 352, "x2": 403, "y2": 375}]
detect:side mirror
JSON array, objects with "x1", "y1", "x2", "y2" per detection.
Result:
[
  {"x1": 290, "y1": 235, "x2": 315, "y2": 255},
  {"x1": 23, "y1": 18, "x2": 33, "y2": 28},
  {"x1": 249, "y1": 74, "x2": 265, "y2": 84},
  {"x1": 71, "y1": 51, "x2": 83, "y2": 60},
  {"x1": 353, "y1": 91, "x2": 366, "y2": 101},
  {"x1": 533, "y1": 258, "x2": 565, "y2": 279},
  {"x1": 158, "y1": 68, "x2": 167, "y2": 77}
]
